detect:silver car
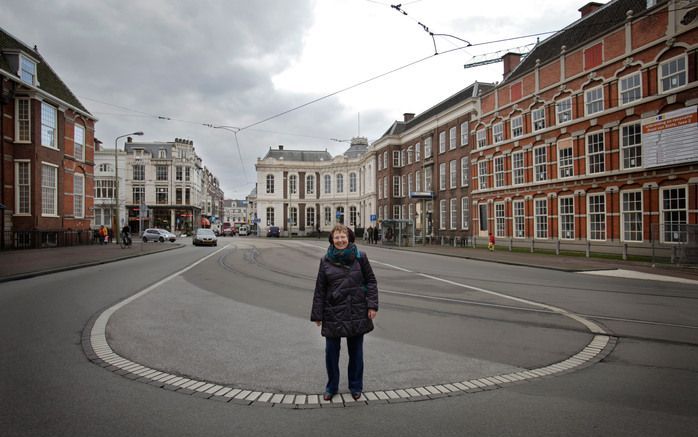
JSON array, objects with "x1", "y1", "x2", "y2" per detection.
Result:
[
  {"x1": 192, "y1": 228, "x2": 218, "y2": 246},
  {"x1": 142, "y1": 228, "x2": 177, "y2": 243}
]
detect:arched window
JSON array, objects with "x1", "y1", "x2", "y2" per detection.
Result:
[
  {"x1": 349, "y1": 173, "x2": 357, "y2": 192},
  {"x1": 306, "y1": 207, "x2": 315, "y2": 227},
  {"x1": 266, "y1": 207, "x2": 275, "y2": 225},
  {"x1": 336, "y1": 174, "x2": 344, "y2": 193},
  {"x1": 306, "y1": 174, "x2": 315, "y2": 194},
  {"x1": 266, "y1": 174, "x2": 274, "y2": 194},
  {"x1": 336, "y1": 206, "x2": 345, "y2": 224},
  {"x1": 324, "y1": 175, "x2": 332, "y2": 194},
  {"x1": 289, "y1": 207, "x2": 297, "y2": 225},
  {"x1": 289, "y1": 175, "x2": 297, "y2": 195},
  {"x1": 350, "y1": 206, "x2": 357, "y2": 226}
]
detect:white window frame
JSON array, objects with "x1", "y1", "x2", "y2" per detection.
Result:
[
  {"x1": 621, "y1": 122, "x2": 642, "y2": 170},
  {"x1": 41, "y1": 102, "x2": 58, "y2": 149},
  {"x1": 439, "y1": 131, "x2": 446, "y2": 154},
  {"x1": 619, "y1": 72, "x2": 642, "y2": 105},
  {"x1": 408, "y1": 173, "x2": 413, "y2": 194},
  {"x1": 424, "y1": 167, "x2": 432, "y2": 191},
  {"x1": 349, "y1": 173, "x2": 356, "y2": 193},
  {"x1": 324, "y1": 207, "x2": 332, "y2": 225},
  {"x1": 336, "y1": 174, "x2": 344, "y2": 193},
  {"x1": 415, "y1": 142, "x2": 421, "y2": 161},
  {"x1": 393, "y1": 175, "x2": 401, "y2": 198},
  {"x1": 266, "y1": 207, "x2": 275, "y2": 226},
  {"x1": 621, "y1": 190, "x2": 643, "y2": 242},
  {"x1": 73, "y1": 173, "x2": 84, "y2": 219},
  {"x1": 461, "y1": 197, "x2": 470, "y2": 230},
  {"x1": 494, "y1": 202, "x2": 506, "y2": 238},
  {"x1": 424, "y1": 137, "x2": 432, "y2": 159},
  {"x1": 74, "y1": 124, "x2": 85, "y2": 162},
  {"x1": 307, "y1": 174, "x2": 315, "y2": 195},
  {"x1": 476, "y1": 129, "x2": 486, "y2": 148},
  {"x1": 449, "y1": 127, "x2": 457, "y2": 150},
  {"x1": 478, "y1": 160, "x2": 488, "y2": 190},
  {"x1": 20, "y1": 54, "x2": 37, "y2": 85},
  {"x1": 584, "y1": 86, "x2": 604, "y2": 116},
  {"x1": 513, "y1": 199, "x2": 525, "y2": 238},
  {"x1": 460, "y1": 122, "x2": 469, "y2": 146},
  {"x1": 556, "y1": 97, "x2": 572, "y2": 124},
  {"x1": 493, "y1": 122, "x2": 504, "y2": 143},
  {"x1": 439, "y1": 200, "x2": 446, "y2": 230},
  {"x1": 512, "y1": 151, "x2": 524, "y2": 185},
  {"x1": 393, "y1": 150, "x2": 400, "y2": 167},
  {"x1": 587, "y1": 193, "x2": 606, "y2": 241},
  {"x1": 659, "y1": 55, "x2": 687, "y2": 94},
  {"x1": 324, "y1": 174, "x2": 331, "y2": 194},
  {"x1": 289, "y1": 206, "x2": 298, "y2": 226},
  {"x1": 407, "y1": 146, "x2": 413, "y2": 164},
  {"x1": 266, "y1": 174, "x2": 275, "y2": 194},
  {"x1": 558, "y1": 145, "x2": 574, "y2": 179},
  {"x1": 494, "y1": 156, "x2": 505, "y2": 188},
  {"x1": 510, "y1": 116, "x2": 523, "y2": 138},
  {"x1": 393, "y1": 205, "x2": 401, "y2": 220},
  {"x1": 533, "y1": 146, "x2": 547, "y2": 182},
  {"x1": 558, "y1": 196, "x2": 575, "y2": 240},
  {"x1": 449, "y1": 160, "x2": 457, "y2": 189},
  {"x1": 306, "y1": 207, "x2": 315, "y2": 227},
  {"x1": 289, "y1": 174, "x2": 297, "y2": 195},
  {"x1": 586, "y1": 132, "x2": 605, "y2": 175},
  {"x1": 41, "y1": 162, "x2": 58, "y2": 217},
  {"x1": 448, "y1": 198, "x2": 456, "y2": 230},
  {"x1": 460, "y1": 157, "x2": 469, "y2": 187},
  {"x1": 415, "y1": 171, "x2": 421, "y2": 192},
  {"x1": 439, "y1": 163, "x2": 446, "y2": 191},
  {"x1": 534, "y1": 198, "x2": 548, "y2": 239},
  {"x1": 15, "y1": 97, "x2": 31, "y2": 143},
  {"x1": 532, "y1": 107, "x2": 545, "y2": 132},
  {"x1": 14, "y1": 160, "x2": 31, "y2": 215},
  {"x1": 660, "y1": 186, "x2": 688, "y2": 243}
]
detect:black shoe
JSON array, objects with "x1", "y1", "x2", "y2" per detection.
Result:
[
  {"x1": 351, "y1": 392, "x2": 362, "y2": 400},
  {"x1": 323, "y1": 392, "x2": 334, "y2": 401}
]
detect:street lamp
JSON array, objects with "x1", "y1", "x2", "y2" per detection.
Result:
[{"x1": 114, "y1": 131, "x2": 143, "y2": 243}]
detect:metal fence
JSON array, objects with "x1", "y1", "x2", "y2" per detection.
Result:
[{"x1": 1, "y1": 230, "x2": 97, "y2": 251}]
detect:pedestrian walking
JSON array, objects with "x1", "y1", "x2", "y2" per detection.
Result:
[
  {"x1": 98, "y1": 225, "x2": 107, "y2": 245},
  {"x1": 366, "y1": 225, "x2": 373, "y2": 244},
  {"x1": 311, "y1": 224, "x2": 379, "y2": 401},
  {"x1": 488, "y1": 232, "x2": 495, "y2": 251}
]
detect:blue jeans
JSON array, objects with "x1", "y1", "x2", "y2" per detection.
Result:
[{"x1": 325, "y1": 335, "x2": 364, "y2": 394}]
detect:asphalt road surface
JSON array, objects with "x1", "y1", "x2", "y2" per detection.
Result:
[{"x1": 2, "y1": 239, "x2": 696, "y2": 436}]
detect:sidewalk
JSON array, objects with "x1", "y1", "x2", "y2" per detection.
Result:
[{"x1": 0, "y1": 241, "x2": 181, "y2": 282}]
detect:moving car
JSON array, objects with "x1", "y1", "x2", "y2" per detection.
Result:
[
  {"x1": 142, "y1": 228, "x2": 177, "y2": 243},
  {"x1": 266, "y1": 226, "x2": 280, "y2": 238},
  {"x1": 238, "y1": 225, "x2": 249, "y2": 236},
  {"x1": 192, "y1": 228, "x2": 218, "y2": 246},
  {"x1": 221, "y1": 222, "x2": 236, "y2": 236}
]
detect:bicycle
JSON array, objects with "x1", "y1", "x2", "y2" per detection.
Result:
[{"x1": 120, "y1": 232, "x2": 133, "y2": 249}]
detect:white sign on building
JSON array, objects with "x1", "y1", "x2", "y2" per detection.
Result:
[{"x1": 642, "y1": 105, "x2": 698, "y2": 168}]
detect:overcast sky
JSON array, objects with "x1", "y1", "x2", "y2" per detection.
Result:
[{"x1": 1, "y1": 0, "x2": 586, "y2": 198}]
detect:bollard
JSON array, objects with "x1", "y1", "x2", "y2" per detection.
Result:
[
  {"x1": 508, "y1": 238, "x2": 512, "y2": 252},
  {"x1": 556, "y1": 239, "x2": 560, "y2": 255},
  {"x1": 622, "y1": 243, "x2": 628, "y2": 261},
  {"x1": 586, "y1": 241, "x2": 591, "y2": 258},
  {"x1": 530, "y1": 239, "x2": 534, "y2": 253}
]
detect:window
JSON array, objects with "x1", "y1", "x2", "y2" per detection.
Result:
[
  {"x1": 424, "y1": 137, "x2": 432, "y2": 159},
  {"x1": 659, "y1": 56, "x2": 687, "y2": 93},
  {"x1": 41, "y1": 102, "x2": 57, "y2": 149},
  {"x1": 393, "y1": 205, "x2": 401, "y2": 220},
  {"x1": 132, "y1": 186, "x2": 144, "y2": 204},
  {"x1": 512, "y1": 151, "x2": 524, "y2": 185},
  {"x1": 460, "y1": 157, "x2": 469, "y2": 187},
  {"x1": 393, "y1": 175, "x2": 401, "y2": 197},
  {"x1": 176, "y1": 166, "x2": 183, "y2": 181},
  {"x1": 41, "y1": 163, "x2": 57, "y2": 216},
  {"x1": 558, "y1": 144, "x2": 574, "y2": 178},
  {"x1": 479, "y1": 204, "x2": 488, "y2": 232},
  {"x1": 439, "y1": 131, "x2": 446, "y2": 154},
  {"x1": 378, "y1": 182, "x2": 382, "y2": 199},
  {"x1": 266, "y1": 174, "x2": 274, "y2": 194},
  {"x1": 439, "y1": 200, "x2": 446, "y2": 229},
  {"x1": 493, "y1": 122, "x2": 504, "y2": 143},
  {"x1": 74, "y1": 124, "x2": 85, "y2": 161},
  {"x1": 349, "y1": 173, "x2": 356, "y2": 193},
  {"x1": 336, "y1": 174, "x2": 344, "y2": 193},
  {"x1": 588, "y1": 194, "x2": 606, "y2": 240},
  {"x1": 156, "y1": 165, "x2": 168, "y2": 181},
  {"x1": 307, "y1": 174, "x2": 315, "y2": 194},
  {"x1": 585, "y1": 86, "x2": 604, "y2": 116},
  {"x1": 460, "y1": 122, "x2": 469, "y2": 146},
  {"x1": 20, "y1": 55, "x2": 37, "y2": 85},
  {"x1": 532, "y1": 107, "x2": 545, "y2": 132},
  {"x1": 402, "y1": 175, "x2": 406, "y2": 197},
  {"x1": 534, "y1": 146, "x2": 547, "y2": 182},
  {"x1": 401, "y1": 150, "x2": 406, "y2": 167},
  {"x1": 158, "y1": 149, "x2": 167, "y2": 159},
  {"x1": 621, "y1": 122, "x2": 642, "y2": 169},
  {"x1": 511, "y1": 116, "x2": 523, "y2": 138},
  {"x1": 98, "y1": 163, "x2": 112, "y2": 172},
  {"x1": 622, "y1": 191, "x2": 642, "y2": 242},
  {"x1": 461, "y1": 197, "x2": 470, "y2": 230},
  {"x1": 15, "y1": 161, "x2": 30, "y2": 214},
  {"x1": 409, "y1": 204, "x2": 414, "y2": 223},
  {"x1": 288, "y1": 175, "x2": 297, "y2": 195},
  {"x1": 348, "y1": 206, "x2": 357, "y2": 226},
  {"x1": 393, "y1": 150, "x2": 401, "y2": 167},
  {"x1": 383, "y1": 152, "x2": 387, "y2": 169},
  {"x1": 324, "y1": 175, "x2": 331, "y2": 194},
  {"x1": 15, "y1": 98, "x2": 31, "y2": 142},
  {"x1": 175, "y1": 188, "x2": 182, "y2": 204},
  {"x1": 478, "y1": 161, "x2": 488, "y2": 189},
  {"x1": 494, "y1": 156, "x2": 505, "y2": 188},
  {"x1": 495, "y1": 202, "x2": 505, "y2": 238},
  {"x1": 534, "y1": 198, "x2": 548, "y2": 239},
  {"x1": 415, "y1": 142, "x2": 421, "y2": 161},
  {"x1": 476, "y1": 129, "x2": 486, "y2": 148},
  {"x1": 586, "y1": 132, "x2": 605, "y2": 174},
  {"x1": 306, "y1": 207, "x2": 316, "y2": 227},
  {"x1": 407, "y1": 146, "x2": 413, "y2": 164},
  {"x1": 449, "y1": 127, "x2": 457, "y2": 150},
  {"x1": 619, "y1": 72, "x2": 642, "y2": 105},
  {"x1": 424, "y1": 167, "x2": 433, "y2": 191},
  {"x1": 185, "y1": 167, "x2": 190, "y2": 182},
  {"x1": 156, "y1": 187, "x2": 168, "y2": 204},
  {"x1": 661, "y1": 187, "x2": 687, "y2": 242},
  {"x1": 266, "y1": 207, "x2": 275, "y2": 226},
  {"x1": 449, "y1": 160, "x2": 457, "y2": 189},
  {"x1": 408, "y1": 173, "x2": 413, "y2": 194},
  {"x1": 383, "y1": 177, "x2": 388, "y2": 198},
  {"x1": 95, "y1": 179, "x2": 115, "y2": 199},
  {"x1": 133, "y1": 164, "x2": 145, "y2": 181},
  {"x1": 415, "y1": 171, "x2": 421, "y2": 192},
  {"x1": 559, "y1": 197, "x2": 574, "y2": 239},
  {"x1": 513, "y1": 200, "x2": 525, "y2": 238},
  {"x1": 439, "y1": 163, "x2": 446, "y2": 191},
  {"x1": 556, "y1": 97, "x2": 572, "y2": 124},
  {"x1": 324, "y1": 207, "x2": 332, "y2": 225},
  {"x1": 377, "y1": 154, "x2": 381, "y2": 171},
  {"x1": 185, "y1": 188, "x2": 190, "y2": 204},
  {"x1": 73, "y1": 173, "x2": 84, "y2": 218},
  {"x1": 289, "y1": 207, "x2": 298, "y2": 226},
  {"x1": 450, "y1": 199, "x2": 457, "y2": 230}
]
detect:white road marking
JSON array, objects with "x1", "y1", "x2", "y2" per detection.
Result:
[{"x1": 579, "y1": 269, "x2": 698, "y2": 285}]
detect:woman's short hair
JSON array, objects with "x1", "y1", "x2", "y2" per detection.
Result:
[{"x1": 328, "y1": 224, "x2": 355, "y2": 244}]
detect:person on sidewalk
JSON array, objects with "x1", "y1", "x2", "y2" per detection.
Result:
[
  {"x1": 98, "y1": 225, "x2": 107, "y2": 245},
  {"x1": 311, "y1": 224, "x2": 379, "y2": 402},
  {"x1": 488, "y1": 232, "x2": 495, "y2": 251}
]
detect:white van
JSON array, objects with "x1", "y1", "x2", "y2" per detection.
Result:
[{"x1": 238, "y1": 225, "x2": 249, "y2": 236}]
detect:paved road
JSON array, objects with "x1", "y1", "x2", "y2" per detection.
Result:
[{"x1": 2, "y1": 240, "x2": 697, "y2": 436}]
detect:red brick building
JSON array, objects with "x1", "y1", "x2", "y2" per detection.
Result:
[
  {"x1": 470, "y1": 0, "x2": 698, "y2": 257},
  {"x1": 1, "y1": 27, "x2": 96, "y2": 248}
]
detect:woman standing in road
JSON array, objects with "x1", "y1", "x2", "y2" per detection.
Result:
[{"x1": 311, "y1": 224, "x2": 379, "y2": 401}]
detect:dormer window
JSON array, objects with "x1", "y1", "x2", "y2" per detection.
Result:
[{"x1": 20, "y1": 55, "x2": 37, "y2": 85}]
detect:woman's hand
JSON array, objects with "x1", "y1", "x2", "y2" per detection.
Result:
[{"x1": 368, "y1": 309, "x2": 377, "y2": 320}]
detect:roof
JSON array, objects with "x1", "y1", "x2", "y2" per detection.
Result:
[
  {"x1": 504, "y1": 0, "x2": 655, "y2": 84},
  {"x1": 0, "y1": 27, "x2": 91, "y2": 115},
  {"x1": 262, "y1": 148, "x2": 333, "y2": 162},
  {"x1": 125, "y1": 142, "x2": 173, "y2": 159},
  {"x1": 343, "y1": 137, "x2": 369, "y2": 158}
]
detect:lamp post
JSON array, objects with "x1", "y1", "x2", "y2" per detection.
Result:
[{"x1": 114, "y1": 131, "x2": 143, "y2": 244}]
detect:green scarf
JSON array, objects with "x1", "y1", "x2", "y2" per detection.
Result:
[{"x1": 326, "y1": 243, "x2": 359, "y2": 266}]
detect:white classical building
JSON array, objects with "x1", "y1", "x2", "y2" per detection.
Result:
[{"x1": 255, "y1": 137, "x2": 376, "y2": 236}]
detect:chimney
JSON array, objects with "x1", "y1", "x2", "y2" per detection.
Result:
[
  {"x1": 403, "y1": 113, "x2": 415, "y2": 122},
  {"x1": 578, "y1": 2, "x2": 603, "y2": 18},
  {"x1": 278, "y1": 145, "x2": 284, "y2": 150},
  {"x1": 502, "y1": 52, "x2": 522, "y2": 78}
]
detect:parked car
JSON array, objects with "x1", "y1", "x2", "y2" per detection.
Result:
[
  {"x1": 142, "y1": 228, "x2": 177, "y2": 243},
  {"x1": 238, "y1": 225, "x2": 249, "y2": 236},
  {"x1": 221, "y1": 222, "x2": 236, "y2": 236},
  {"x1": 192, "y1": 228, "x2": 218, "y2": 246},
  {"x1": 266, "y1": 226, "x2": 280, "y2": 238}
]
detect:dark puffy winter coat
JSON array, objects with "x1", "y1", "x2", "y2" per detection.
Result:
[{"x1": 311, "y1": 252, "x2": 379, "y2": 338}]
